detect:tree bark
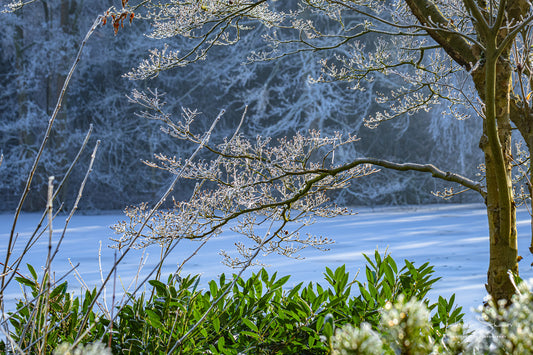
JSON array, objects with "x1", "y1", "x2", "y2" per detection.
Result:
[
  {"x1": 476, "y1": 56, "x2": 517, "y2": 301},
  {"x1": 403, "y1": 0, "x2": 525, "y2": 302}
]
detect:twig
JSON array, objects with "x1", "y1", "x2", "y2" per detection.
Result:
[
  {"x1": 108, "y1": 251, "x2": 117, "y2": 349},
  {"x1": 3, "y1": 15, "x2": 102, "y2": 292},
  {"x1": 75, "y1": 109, "x2": 224, "y2": 339},
  {"x1": 41, "y1": 176, "x2": 55, "y2": 352},
  {"x1": 100, "y1": 108, "x2": 248, "y2": 339},
  {"x1": 49, "y1": 141, "x2": 100, "y2": 264},
  {"x1": 1, "y1": 125, "x2": 93, "y2": 294}
]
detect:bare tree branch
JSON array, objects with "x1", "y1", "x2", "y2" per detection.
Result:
[{"x1": 405, "y1": 0, "x2": 479, "y2": 70}]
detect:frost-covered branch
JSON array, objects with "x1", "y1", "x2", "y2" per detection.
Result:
[
  {"x1": 1, "y1": 0, "x2": 38, "y2": 13},
  {"x1": 114, "y1": 90, "x2": 484, "y2": 266},
  {"x1": 111, "y1": 126, "x2": 373, "y2": 265},
  {"x1": 127, "y1": 0, "x2": 482, "y2": 127},
  {"x1": 340, "y1": 158, "x2": 486, "y2": 199},
  {"x1": 2, "y1": 15, "x2": 103, "y2": 290},
  {"x1": 75, "y1": 108, "x2": 224, "y2": 340},
  {"x1": 125, "y1": 0, "x2": 281, "y2": 79}
]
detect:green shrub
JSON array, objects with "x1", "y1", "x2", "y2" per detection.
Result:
[
  {"x1": 1, "y1": 251, "x2": 463, "y2": 354},
  {"x1": 1, "y1": 264, "x2": 106, "y2": 353},
  {"x1": 103, "y1": 250, "x2": 461, "y2": 354}
]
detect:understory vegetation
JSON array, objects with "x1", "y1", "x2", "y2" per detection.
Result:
[
  {"x1": 3, "y1": 250, "x2": 533, "y2": 354},
  {"x1": 1, "y1": 251, "x2": 465, "y2": 353}
]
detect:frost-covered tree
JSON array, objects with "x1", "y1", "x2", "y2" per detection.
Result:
[
  {"x1": 0, "y1": 1, "x2": 196, "y2": 209},
  {"x1": 114, "y1": 0, "x2": 533, "y2": 302}
]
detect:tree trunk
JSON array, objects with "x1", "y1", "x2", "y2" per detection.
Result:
[
  {"x1": 405, "y1": 0, "x2": 527, "y2": 303},
  {"x1": 473, "y1": 36, "x2": 518, "y2": 303},
  {"x1": 481, "y1": 118, "x2": 518, "y2": 301}
]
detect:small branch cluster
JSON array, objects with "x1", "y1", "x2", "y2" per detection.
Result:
[
  {"x1": 112, "y1": 90, "x2": 377, "y2": 265},
  {"x1": 125, "y1": 0, "x2": 283, "y2": 79},
  {"x1": 1, "y1": 0, "x2": 38, "y2": 13},
  {"x1": 316, "y1": 35, "x2": 472, "y2": 128},
  {"x1": 101, "y1": 7, "x2": 135, "y2": 35}
]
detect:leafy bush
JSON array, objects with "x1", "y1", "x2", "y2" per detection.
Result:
[
  {"x1": 1, "y1": 250, "x2": 463, "y2": 354},
  {"x1": 1, "y1": 267, "x2": 107, "y2": 353},
  {"x1": 106, "y1": 250, "x2": 462, "y2": 354},
  {"x1": 11, "y1": 253, "x2": 533, "y2": 354},
  {"x1": 12, "y1": 254, "x2": 533, "y2": 354}
]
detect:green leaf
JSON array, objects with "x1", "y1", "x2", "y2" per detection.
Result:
[
  {"x1": 362, "y1": 253, "x2": 376, "y2": 270},
  {"x1": 272, "y1": 275, "x2": 290, "y2": 289},
  {"x1": 404, "y1": 260, "x2": 416, "y2": 276},
  {"x1": 253, "y1": 276, "x2": 263, "y2": 295},
  {"x1": 308, "y1": 335, "x2": 316, "y2": 348},
  {"x1": 287, "y1": 283, "x2": 303, "y2": 299},
  {"x1": 365, "y1": 267, "x2": 376, "y2": 284},
  {"x1": 209, "y1": 280, "x2": 218, "y2": 296},
  {"x1": 325, "y1": 266, "x2": 334, "y2": 280},
  {"x1": 260, "y1": 268, "x2": 269, "y2": 284},
  {"x1": 368, "y1": 283, "x2": 378, "y2": 299},
  {"x1": 386, "y1": 255, "x2": 398, "y2": 274},
  {"x1": 358, "y1": 284, "x2": 372, "y2": 302},
  {"x1": 145, "y1": 309, "x2": 163, "y2": 329},
  {"x1": 213, "y1": 317, "x2": 220, "y2": 333},
  {"x1": 240, "y1": 330, "x2": 259, "y2": 339},
  {"x1": 63, "y1": 295, "x2": 72, "y2": 313},
  {"x1": 15, "y1": 276, "x2": 36, "y2": 288},
  {"x1": 383, "y1": 263, "x2": 395, "y2": 286},
  {"x1": 374, "y1": 250, "x2": 382, "y2": 266},
  {"x1": 323, "y1": 321, "x2": 333, "y2": 338},
  {"x1": 50, "y1": 282, "x2": 67, "y2": 299},
  {"x1": 451, "y1": 307, "x2": 463, "y2": 321},
  {"x1": 27, "y1": 264, "x2": 38, "y2": 280},
  {"x1": 270, "y1": 270, "x2": 280, "y2": 283},
  {"x1": 200, "y1": 327, "x2": 208, "y2": 338},
  {"x1": 148, "y1": 280, "x2": 167, "y2": 295},
  {"x1": 242, "y1": 318, "x2": 258, "y2": 332},
  {"x1": 316, "y1": 315, "x2": 324, "y2": 332},
  {"x1": 217, "y1": 336, "x2": 226, "y2": 352}
]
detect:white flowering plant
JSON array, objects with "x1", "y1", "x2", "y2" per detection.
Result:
[
  {"x1": 331, "y1": 295, "x2": 467, "y2": 355},
  {"x1": 332, "y1": 276, "x2": 533, "y2": 355}
]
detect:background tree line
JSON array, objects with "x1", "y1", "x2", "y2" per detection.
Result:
[{"x1": 0, "y1": 0, "x2": 483, "y2": 211}]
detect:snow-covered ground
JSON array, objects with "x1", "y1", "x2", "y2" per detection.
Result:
[{"x1": 2, "y1": 203, "x2": 532, "y2": 331}]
